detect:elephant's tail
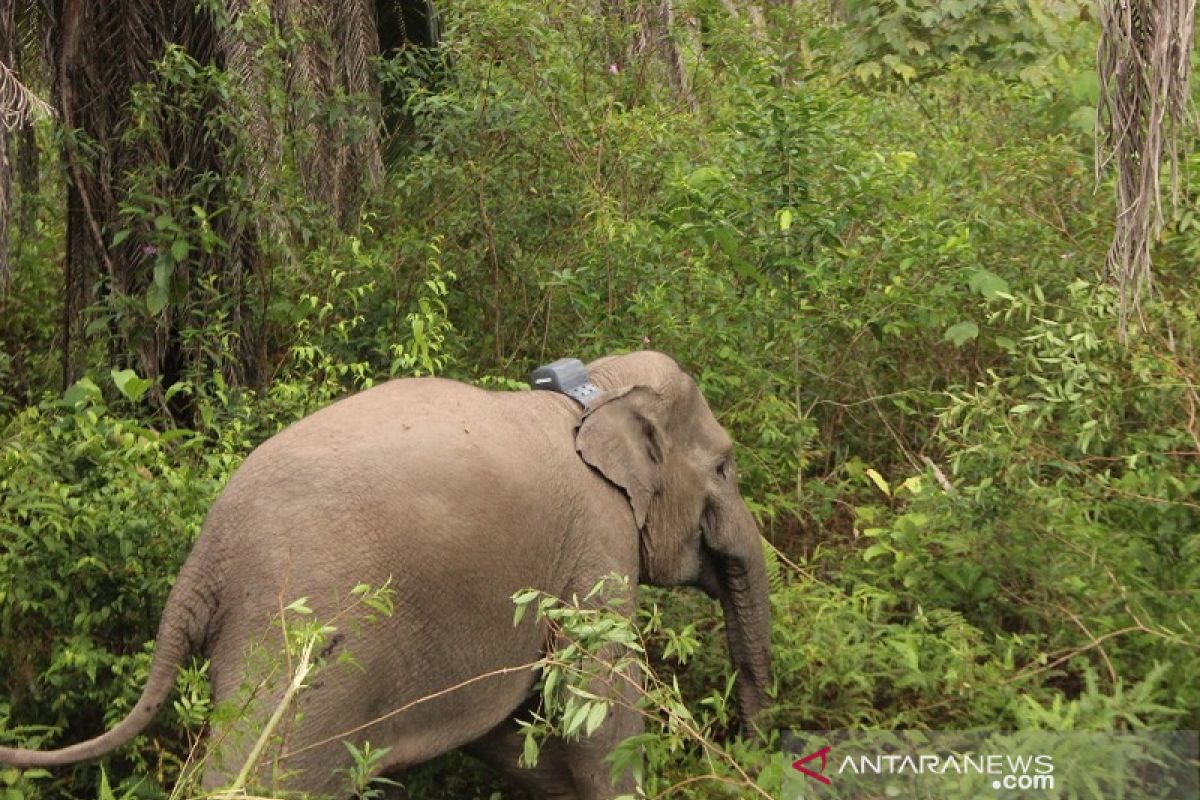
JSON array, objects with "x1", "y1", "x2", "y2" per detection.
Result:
[{"x1": 0, "y1": 543, "x2": 217, "y2": 769}]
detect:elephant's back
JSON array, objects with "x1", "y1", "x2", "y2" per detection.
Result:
[
  {"x1": 221, "y1": 376, "x2": 580, "y2": 519},
  {"x1": 240, "y1": 376, "x2": 570, "y2": 466}
]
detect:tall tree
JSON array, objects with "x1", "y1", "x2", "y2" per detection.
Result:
[
  {"x1": 1096, "y1": 0, "x2": 1196, "y2": 339},
  {"x1": 0, "y1": 0, "x2": 54, "y2": 296},
  {"x1": 53, "y1": 0, "x2": 238, "y2": 406},
  {"x1": 35, "y1": 0, "x2": 407, "y2": 417}
]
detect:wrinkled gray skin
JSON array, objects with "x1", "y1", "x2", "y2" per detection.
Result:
[{"x1": 0, "y1": 352, "x2": 772, "y2": 799}]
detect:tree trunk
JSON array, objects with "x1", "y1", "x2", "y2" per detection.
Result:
[
  {"x1": 1096, "y1": 0, "x2": 1196, "y2": 340},
  {"x1": 1, "y1": 0, "x2": 9, "y2": 295}
]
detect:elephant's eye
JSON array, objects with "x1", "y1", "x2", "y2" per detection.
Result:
[{"x1": 716, "y1": 456, "x2": 733, "y2": 481}]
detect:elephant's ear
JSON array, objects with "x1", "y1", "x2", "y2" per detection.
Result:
[{"x1": 576, "y1": 386, "x2": 665, "y2": 529}]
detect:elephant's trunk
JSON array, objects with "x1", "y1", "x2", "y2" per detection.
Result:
[{"x1": 712, "y1": 500, "x2": 772, "y2": 732}]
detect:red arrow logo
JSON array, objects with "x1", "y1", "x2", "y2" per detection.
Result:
[{"x1": 792, "y1": 745, "x2": 832, "y2": 785}]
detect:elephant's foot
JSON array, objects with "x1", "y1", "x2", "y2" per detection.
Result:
[
  {"x1": 464, "y1": 712, "x2": 638, "y2": 800},
  {"x1": 465, "y1": 724, "x2": 583, "y2": 799}
]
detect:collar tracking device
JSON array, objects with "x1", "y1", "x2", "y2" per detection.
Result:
[{"x1": 530, "y1": 358, "x2": 600, "y2": 407}]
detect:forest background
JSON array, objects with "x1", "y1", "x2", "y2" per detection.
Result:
[{"x1": 1, "y1": 0, "x2": 1198, "y2": 798}]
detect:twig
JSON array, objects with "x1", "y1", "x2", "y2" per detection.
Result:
[
  {"x1": 1049, "y1": 599, "x2": 1119, "y2": 687},
  {"x1": 920, "y1": 455, "x2": 956, "y2": 496},
  {"x1": 1004, "y1": 625, "x2": 1142, "y2": 686},
  {"x1": 277, "y1": 660, "x2": 544, "y2": 760},
  {"x1": 222, "y1": 636, "x2": 317, "y2": 796},
  {"x1": 650, "y1": 771, "x2": 754, "y2": 798}
]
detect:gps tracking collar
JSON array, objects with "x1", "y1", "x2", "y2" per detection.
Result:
[{"x1": 530, "y1": 358, "x2": 600, "y2": 408}]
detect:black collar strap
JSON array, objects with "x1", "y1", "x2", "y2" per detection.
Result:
[{"x1": 530, "y1": 358, "x2": 600, "y2": 408}]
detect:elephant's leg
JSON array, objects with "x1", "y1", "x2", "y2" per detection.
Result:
[
  {"x1": 466, "y1": 712, "x2": 641, "y2": 800},
  {"x1": 466, "y1": 663, "x2": 642, "y2": 800},
  {"x1": 466, "y1": 714, "x2": 581, "y2": 800},
  {"x1": 556, "y1": 664, "x2": 642, "y2": 800}
]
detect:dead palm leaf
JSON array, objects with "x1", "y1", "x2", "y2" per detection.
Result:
[{"x1": 1096, "y1": 0, "x2": 1196, "y2": 340}]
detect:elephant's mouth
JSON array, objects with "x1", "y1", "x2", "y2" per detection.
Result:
[{"x1": 696, "y1": 501, "x2": 726, "y2": 598}]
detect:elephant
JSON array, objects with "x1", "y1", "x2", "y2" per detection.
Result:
[{"x1": 0, "y1": 351, "x2": 772, "y2": 799}]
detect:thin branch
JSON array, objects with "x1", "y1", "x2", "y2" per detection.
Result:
[
  {"x1": 221, "y1": 636, "x2": 317, "y2": 797},
  {"x1": 277, "y1": 660, "x2": 544, "y2": 760}
]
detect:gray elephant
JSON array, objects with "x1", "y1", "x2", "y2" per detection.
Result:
[{"x1": 0, "y1": 351, "x2": 772, "y2": 799}]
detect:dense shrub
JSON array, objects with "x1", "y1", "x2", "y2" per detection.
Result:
[{"x1": 1, "y1": 387, "x2": 222, "y2": 797}]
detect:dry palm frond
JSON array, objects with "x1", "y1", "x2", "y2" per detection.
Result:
[
  {"x1": 222, "y1": 0, "x2": 284, "y2": 182},
  {"x1": 10, "y1": 0, "x2": 47, "y2": 244},
  {"x1": 1095, "y1": 0, "x2": 1196, "y2": 341},
  {"x1": 284, "y1": 0, "x2": 384, "y2": 220},
  {"x1": 339, "y1": 0, "x2": 377, "y2": 100},
  {"x1": 335, "y1": 0, "x2": 383, "y2": 190},
  {"x1": 289, "y1": 0, "x2": 339, "y2": 209},
  {"x1": 0, "y1": 59, "x2": 54, "y2": 131}
]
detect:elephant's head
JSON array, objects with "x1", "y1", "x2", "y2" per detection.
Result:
[{"x1": 576, "y1": 351, "x2": 772, "y2": 730}]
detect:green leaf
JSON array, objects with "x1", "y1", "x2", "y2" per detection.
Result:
[
  {"x1": 712, "y1": 225, "x2": 739, "y2": 258},
  {"x1": 85, "y1": 315, "x2": 114, "y2": 336},
  {"x1": 862, "y1": 543, "x2": 893, "y2": 562},
  {"x1": 778, "y1": 208, "x2": 793, "y2": 231},
  {"x1": 731, "y1": 258, "x2": 766, "y2": 286},
  {"x1": 889, "y1": 638, "x2": 920, "y2": 671},
  {"x1": 865, "y1": 467, "x2": 890, "y2": 496},
  {"x1": 146, "y1": 282, "x2": 169, "y2": 315},
  {"x1": 882, "y1": 54, "x2": 916, "y2": 82},
  {"x1": 563, "y1": 701, "x2": 588, "y2": 735},
  {"x1": 943, "y1": 320, "x2": 979, "y2": 347},
  {"x1": 1068, "y1": 105, "x2": 1096, "y2": 136},
  {"x1": 98, "y1": 767, "x2": 116, "y2": 800},
  {"x1": 542, "y1": 668, "x2": 560, "y2": 705},
  {"x1": 110, "y1": 368, "x2": 152, "y2": 403},
  {"x1": 521, "y1": 731, "x2": 539, "y2": 767},
  {"x1": 61, "y1": 377, "x2": 102, "y2": 408},
  {"x1": 685, "y1": 166, "x2": 723, "y2": 193},
  {"x1": 111, "y1": 228, "x2": 132, "y2": 247},
  {"x1": 153, "y1": 261, "x2": 173, "y2": 289},
  {"x1": 584, "y1": 701, "x2": 608, "y2": 735},
  {"x1": 854, "y1": 60, "x2": 883, "y2": 82},
  {"x1": 967, "y1": 268, "x2": 1010, "y2": 299},
  {"x1": 284, "y1": 597, "x2": 312, "y2": 615},
  {"x1": 170, "y1": 238, "x2": 190, "y2": 262}
]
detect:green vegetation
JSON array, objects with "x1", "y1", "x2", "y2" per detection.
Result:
[{"x1": 1, "y1": 0, "x2": 1198, "y2": 798}]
